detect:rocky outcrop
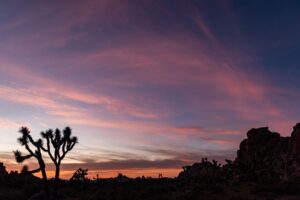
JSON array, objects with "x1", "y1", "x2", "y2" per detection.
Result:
[
  {"x1": 289, "y1": 123, "x2": 300, "y2": 154},
  {"x1": 235, "y1": 123, "x2": 300, "y2": 181},
  {"x1": 178, "y1": 123, "x2": 300, "y2": 182}
]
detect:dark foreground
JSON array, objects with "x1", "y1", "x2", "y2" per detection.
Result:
[{"x1": 2, "y1": 177, "x2": 300, "y2": 200}]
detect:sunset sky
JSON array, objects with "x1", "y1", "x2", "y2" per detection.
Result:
[{"x1": 1, "y1": 0, "x2": 300, "y2": 179}]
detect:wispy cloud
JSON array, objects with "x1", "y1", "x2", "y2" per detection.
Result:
[{"x1": 0, "y1": 119, "x2": 26, "y2": 130}]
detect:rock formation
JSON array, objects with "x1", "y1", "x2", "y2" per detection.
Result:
[
  {"x1": 289, "y1": 123, "x2": 300, "y2": 154},
  {"x1": 178, "y1": 123, "x2": 300, "y2": 182},
  {"x1": 235, "y1": 124, "x2": 300, "y2": 181}
]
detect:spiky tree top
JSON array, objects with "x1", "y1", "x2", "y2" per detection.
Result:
[{"x1": 41, "y1": 127, "x2": 78, "y2": 167}]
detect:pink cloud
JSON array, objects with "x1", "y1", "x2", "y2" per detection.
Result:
[
  {"x1": 68, "y1": 33, "x2": 285, "y2": 121},
  {"x1": 0, "y1": 119, "x2": 26, "y2": 130},
  {"x1": 0, "y1": 60, "x2": 161, "y2": 120}
]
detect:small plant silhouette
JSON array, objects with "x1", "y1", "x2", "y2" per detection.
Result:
[
  {"x1": 70, "y1": 168, "x2": 88, "y2": 183},
  {"x1": 13, "y1": 127, "x2": 49, "y2": 193}
]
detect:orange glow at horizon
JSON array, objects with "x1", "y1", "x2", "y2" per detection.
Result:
[{"x1": 8, "y1": 168, "x2": 181, "y2": 180}]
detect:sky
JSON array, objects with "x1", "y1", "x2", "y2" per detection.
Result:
[{"x1": 0, "y1": 0, "x2": 300, "y2": 179}]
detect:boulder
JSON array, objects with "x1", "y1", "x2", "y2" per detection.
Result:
[
  {"x1": 289, "y1": 123, "x2": 300, "y2": 154},
  {"x1": 235, "y1": 124, "x2": 300, "y2": 181},
  {"x1": 178, "y1": 123, "x2": 300, "y2": 182}
]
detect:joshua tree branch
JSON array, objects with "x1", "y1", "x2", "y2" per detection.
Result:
[
  {"x1": 62, "y1": 141, "x2": 67, "y2": 154},
  {"x1": 45, "y1": 137, "x2": 56, "y2": 163},
  {"x1": 27, "y1": 134, "x2": 37, "y2": 147},
  {"x1": 14, "y1": 151, "x2": 33, "y2": 163},
  {"x1": 15, "y1": 126, "x2": 49, "y2": 195},
  {"x1": 24, "y1": 143, "x2": 36, "y2": 158},
  {"x1": 28, "y1": 168, "x2": 41, "y2": 174}
]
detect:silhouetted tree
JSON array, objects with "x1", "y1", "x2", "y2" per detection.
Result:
[
  {"x1": 40, "y1": 127, "x2": 77, "y2": 198},
  {"x1": 13, "y1": 127, "x2": 49, "y2": 194},
  {"x1": 70, "y1": 168, "x2": 88, "y2": 183},
  {"x1": 41, "y1": 127, "x2": 78, "y2": 182}
]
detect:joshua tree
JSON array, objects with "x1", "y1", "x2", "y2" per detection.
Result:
[
  {"x1": 13, "y1": 127, "x2": 48, "y2": 193},
  {"x1": 70, "y1": 168, "x2": 88, "y2": 183},
  {"x1": 41, "y1": 127, "x2": 78, "y2": 181}
]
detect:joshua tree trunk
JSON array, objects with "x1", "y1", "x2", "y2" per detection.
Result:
[
  {"x1": 41, "y1": 167, "x2": 49, "y2": 195},
  {"x1": 53, "y1": 163, "x2": 60, "y2": 199},
  {"x1": 55, "y1": 164, "x2": 60, "y2": 181},
  {"x1": 36, "y1": 157, "x2": 49, "y2": 196}
]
